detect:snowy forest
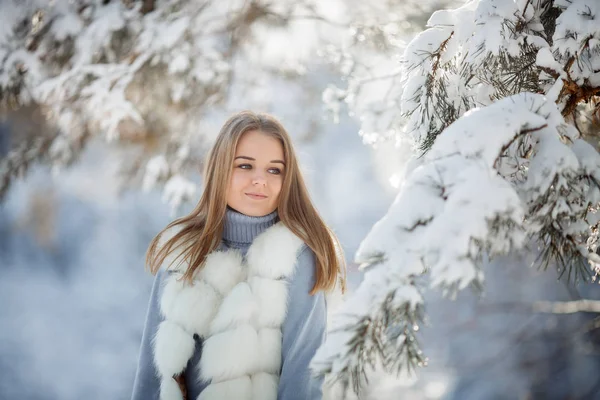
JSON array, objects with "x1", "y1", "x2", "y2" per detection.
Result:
[{"x1": 1, "y1": 0, "x2": 600, "y2": 399}]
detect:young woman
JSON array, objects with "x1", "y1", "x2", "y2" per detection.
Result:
[{"x1": 131, "y1": 111, "x2": 346, "y2": 400}]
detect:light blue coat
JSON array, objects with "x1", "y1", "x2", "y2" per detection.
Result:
[{"x1": 131, "y1": 209, "x2": 326, "y2": 400}]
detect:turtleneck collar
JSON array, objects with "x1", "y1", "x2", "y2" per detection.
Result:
[{"x1": 222, "y1": 207, "x2": 279, "y2": 245}]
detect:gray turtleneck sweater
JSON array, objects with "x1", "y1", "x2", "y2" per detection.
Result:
[{"x1": 131, "y1": 208, "x2": 326, "y2": 400}]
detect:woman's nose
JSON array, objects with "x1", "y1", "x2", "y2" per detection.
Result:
[{"x1": 252, "y1": 171, "x2": 267, "y2": 185}]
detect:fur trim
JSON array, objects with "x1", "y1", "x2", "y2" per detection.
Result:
[
  {"x1": 199, "y1": 251, "x2": 245, "y2": 294},
  {"x1": 256, "y1": 328, "x2": 283, "y2": 374},
  {"x1": 159, "y1": 273, "x2": 184, "y2": 316},
  {"x1": 160, "y1": 378, "x2": 184, "y2": 400},
  {"x1": 153, "y1": 221, "x2": 305, "y2": 400},
  {"x1": 247, "y1": 223, "x2": 303, "y2": 279},
  {"x1": 200, "y1": 325, "x2": 259, "y2": 381},
  {"x1": 166, "y1": 279, "x2": 220, "y2": 337},
  {"x1": 197, "y1": 377, "x2": 252, "y2": 400},
  {"x1": 249, "y1": 277, "x2": 289, "y2": 328},
  {"x1": 209, "y1": 282, "x2": 257, "y2": 335},
  {"x1": 251, "y1": 373, "x2": 279, "y2": 400},
  {"x1": 153, "y1": 320, "x2": 195, "y2": 378}
]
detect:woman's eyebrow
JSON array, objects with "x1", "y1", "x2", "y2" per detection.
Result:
[{"x1": 234, "y1": 156, "x2": 286, "y2": 165}]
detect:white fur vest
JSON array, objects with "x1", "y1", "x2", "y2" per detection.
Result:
[{"x1": 152, "y1": 222, "x2": 305, "y2": 400}]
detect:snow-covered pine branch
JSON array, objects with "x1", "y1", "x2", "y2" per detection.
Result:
[
  {"x1": 0, "y1": 0, "x2": 346, "y2": 209},
  {"x1": 313, "y1": 0, "x2": 600, "y2": 393},
  {"x1": 403, "y1": 0, "x2": 600, "y2": 151},
  {"x1": 321, "y1": 0, "x2": 459, "y2": 146}
]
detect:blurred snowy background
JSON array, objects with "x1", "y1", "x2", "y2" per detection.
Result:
[{"x1": 2, "y1": 0, "x2": 600, "y2": 399}]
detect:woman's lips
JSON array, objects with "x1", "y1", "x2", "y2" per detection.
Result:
[{"x1": 245, "y1": 193, "x2": 267, "y2": 200}]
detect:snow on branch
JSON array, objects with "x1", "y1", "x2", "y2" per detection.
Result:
[
  {"x1": 312, "y1": 91, "x2": 600, "y2": 391},
  {"x1": 398, "y1": 0, "x2": 600, "y2": 154},
  {"x1": 314, "y1": 0, "x2": 600, "y2": 392},
  {"x1": 0, "y1": 0, "x2": 345, "y2": 210}
]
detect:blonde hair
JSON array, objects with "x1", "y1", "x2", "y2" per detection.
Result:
[{"x1": 146, "y1": 111, "x2": 346, "y2": 295}]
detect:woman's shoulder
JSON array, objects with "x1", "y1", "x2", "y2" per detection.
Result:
[
  {"x1": 156, "y1": 224, "x2": 189, "y2": 273},
  {"x1": 290, "y1": 244, "x2": 317, "y2": 285},
  {"x1": 295, "y1": 243, "x2": 313, "y2": 263}
]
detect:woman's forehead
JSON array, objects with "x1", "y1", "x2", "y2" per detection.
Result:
[{"x1": 235, "y1": 130, "x2": 284, "y2": 159}]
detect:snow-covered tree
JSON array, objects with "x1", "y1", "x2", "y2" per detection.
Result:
[
  {"x1": 0, "y1": 0, "x2": 459, "y2": 211},
  {"x1": 313, "y1": 0, "x2": 600, "y2": 393},
  {"x1": 0, "y1": 0, "x2": 350, "y2": 209}
]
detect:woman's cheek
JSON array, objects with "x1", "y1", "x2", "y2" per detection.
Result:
[
  {"x1": 270, "y1": 176, "x2": 283, "y2": 196},
  {"x1": 231, "y1": 171, "x2": 246, "y2": 189}
]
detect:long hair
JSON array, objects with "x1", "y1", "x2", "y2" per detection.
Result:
[{"x1": 145, "y1": 111, "x2": 346, "y2": 295}]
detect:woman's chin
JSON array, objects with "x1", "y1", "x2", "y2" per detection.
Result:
[{"x1": 229, "y1": 203, "x2": 275, "y2": 217}]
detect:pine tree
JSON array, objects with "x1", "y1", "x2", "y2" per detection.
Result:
[
  {"x1": 0, "y1": 0, "x2": 346, "y2": 209},
  {"x1": 314, "y1": 0, "x2": 600, "y2": 394}
]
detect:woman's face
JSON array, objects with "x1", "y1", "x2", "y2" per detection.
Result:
[{"x1": 226, "y1": 130, "x2": 285, "y2": 217}]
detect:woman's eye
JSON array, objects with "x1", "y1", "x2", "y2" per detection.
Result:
[{"x1": 237, "y1": 164, "x2": 280, "y2": 175}]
